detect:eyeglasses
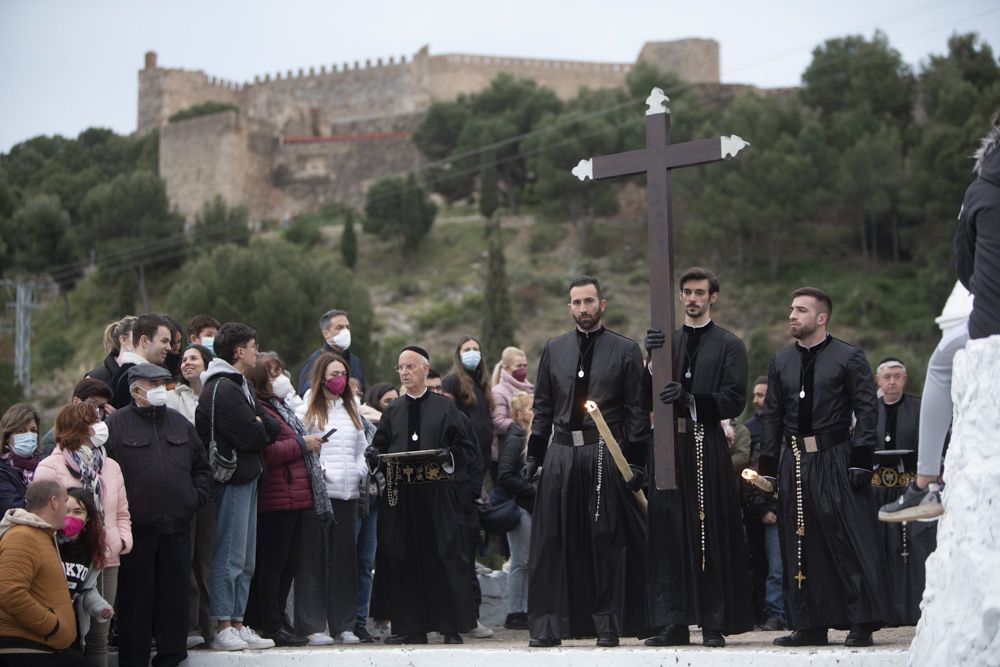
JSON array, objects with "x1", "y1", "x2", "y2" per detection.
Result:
[
  {"x1": 239, "y1": 343, "x2": 259, "y2": 352},
  {"x1": 395, "y1": 363, "x2": 421, "y2": 373}
]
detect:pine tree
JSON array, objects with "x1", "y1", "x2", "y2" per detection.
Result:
[
  {"x1": 341, "y1": 211, "x2": 358, "y2": 269},
  {"x1": 481, "y1": 215, "x2": 515, "y2": 364}
]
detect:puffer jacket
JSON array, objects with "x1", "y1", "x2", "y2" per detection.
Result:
[
  {"x1": 491, "y1": 369, "x2": 534, "y2": 437},
  {"x1": 34, "y1": 446, "x2": 133, "y2": 567},
  {"x1": 257, "y1": 402, "x2": 313, "y2": 513},
  {"x1": 0, "y1": 509, "x2": 77, "y2": 650},
  {"x1": 296, "y1": 393, "x2": 367, "y2": 500}
]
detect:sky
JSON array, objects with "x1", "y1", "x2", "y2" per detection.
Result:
[{"x1": 1, "y1": 0, "x2": 999, "y2": 153}]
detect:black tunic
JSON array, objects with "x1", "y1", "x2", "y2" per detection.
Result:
[
  {"x1": 369, "y1": 391, "x2": 478, "y2": 635},
  {"x1": 647, "y1": 321, "x2": 754, "y2": 635},
  {"x1": 761, "y1": 335, "x2": 886, "y2": 631},
  {"x1": 528, "y1": 327, "x2": 650, "y2": 640},
  {"x1": 873, "y1": 394, "x2": 936, "y2": 626}
]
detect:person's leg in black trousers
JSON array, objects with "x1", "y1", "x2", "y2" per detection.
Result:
[
  {"x1": 249, "y1": 510, "x2": 302, "y2": 635},
  {"x1": 277, "y1": 511, "x2": 304, "y2": 631},
  {"x1": 151, "y1": 532, "x2": 192, "y2": 667},
  {"x1": 464, "y1": 506, "x2": 482, "y2": 620},
  {"x1": 117, "y1": 535, "x2": 157, "y2": 667},
  {"x1": 294, "y1": 512, "x2": 329, "y2": 636},
  {"x1": 326, "y1": 499, "x2": 359, "y2": 636}
]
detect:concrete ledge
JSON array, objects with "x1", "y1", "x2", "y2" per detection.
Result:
[{"x1": 188, "y1": 645, "x2": 907, "y2": 667}]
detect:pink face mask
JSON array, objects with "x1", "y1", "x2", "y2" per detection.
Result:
[
  {"x1": 512, "y1": 368, "x2": 528, "y2": 382},
  {"x1": 324, "y1": 375, "x2": 347, "y2": 396},
  {"x1": 62, "y1": 515, "x2": 86, "y2": 538}
]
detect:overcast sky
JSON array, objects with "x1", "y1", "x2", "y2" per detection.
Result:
[{"x1": 1, "y1": 0, "x2": 998, "y2": 153}]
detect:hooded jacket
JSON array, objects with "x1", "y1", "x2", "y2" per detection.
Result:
[
  {"x1": 957, "y1": 124, "x2": 1000, "y2": 340},
  {"x1": 0, "y1": 509, "x2": 77, "y2": 651},
  {"x1": 195, "y1": 359, "x2": 280, "y2": 485},
  {"x1": 105, "y1": 403, "x2": 212, "y2": 536},
  {"x1": 35, "y1": 447, "x2": 133, "y2": 566}
]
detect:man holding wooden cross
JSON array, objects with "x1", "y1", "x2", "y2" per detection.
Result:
[
  {"x1": 525, "y1": 276, "x2": 650, "y2": 648},
  {"x1": 643, "y1": 267, "x2": 754, "y2": 648}
]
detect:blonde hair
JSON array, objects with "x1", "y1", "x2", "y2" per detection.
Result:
[
  {"x1": 510, "y1": 391, "x2": 533, "y2": 427},
  {"x1": 492, "y1": 346, "x2": 527, "y2": 385}
]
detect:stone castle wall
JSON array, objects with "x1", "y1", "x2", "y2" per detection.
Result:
[{"x1": 144, "y1": 39, "x2": 723, "y2": 220}]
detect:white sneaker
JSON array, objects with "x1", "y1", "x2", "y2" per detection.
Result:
[
  {"x1": 187, "y1": 633, "x2": 206, "y2": 649},
  {"x1": 211, "y1": 627, "x2": 248, "y2": 651},
  {"x1": 336, "y1": 630, "x2": 360, "y2": 644},
  {"x1": 463, "y1": 621, "x2": 494, "y2": 639},
  {"x1": 308, "y1": 632, "x2": 336, "y2": 646},
  {"x1": 237, "y1": 625, "x2": 275, "y2": 649}
]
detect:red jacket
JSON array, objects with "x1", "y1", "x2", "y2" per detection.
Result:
[{"x1": 258, "y1": 402, "x2": 314, "y2": 513}]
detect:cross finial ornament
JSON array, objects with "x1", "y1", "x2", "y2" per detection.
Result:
[
  {"x1": 795, "y1": 571, "x2": 807, "y2": 589},
  {"x1": 572, "y1": 87, "x2": 751, "y2": 489}
]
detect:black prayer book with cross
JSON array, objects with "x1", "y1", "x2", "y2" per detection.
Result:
[{"x1": 572, "y1": 87, "x2": 750, "y2": 490}]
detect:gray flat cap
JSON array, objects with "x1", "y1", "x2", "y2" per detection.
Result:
[{"x1": 127, "y1": 363, "x2": 172, "y2": 384}]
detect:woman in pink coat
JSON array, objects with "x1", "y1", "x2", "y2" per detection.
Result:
[
  {"x1": 491, "y1": 346, "x2": 534, "y2": 443},
  {"x1": 35, "y1": 401, "x2": 132, "y2": 667}
]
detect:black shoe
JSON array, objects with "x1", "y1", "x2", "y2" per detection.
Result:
[
  {"x1": 702, "y1": 629, "x2": 725, "y2": 648},
  {"x1": 443, "y1": 632, "x2": 463, "y2": 644},
  {"x1": 644, "y1": 624, "x2": 690, "y2": 647},
  {"x1": 845, "y1": 627, "x2": 873, "y2": 647},
  {"x1": 264, "y1": 629, "x2": 309, "y2": 647},
  {"x1": 774, "y1": 629, "x2": 828, "y2": 646},
  {"x1": 504, "y1": 613, "x2": 529, "y2": 630},
  {"x1": 354, "y1": 625, "x2": 377, "y2": 643},
  {"x1": 528, "y1": 636, "x2": 561, "y2": 647},
  {"x1": 385, "y1": 633, "x2": 428, "y2": 644},
  {"x1": 761, "y1": 615, "x2": 786, "y2": 631},
  {"x1": 596, "y1": 633, "x2": 619, "y2": 647}
]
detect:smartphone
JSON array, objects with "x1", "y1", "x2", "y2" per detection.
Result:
[{"x1": 321, "y1": 427, "x2": 337, "y2": 442}]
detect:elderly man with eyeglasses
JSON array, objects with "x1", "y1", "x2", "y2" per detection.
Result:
[{"x1": 367, "y1": 345, "x2": 479, "y2": 645}]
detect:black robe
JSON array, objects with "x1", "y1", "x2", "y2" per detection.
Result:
[
  {"x1": 646, "y1": 321, "x2": 754, "y2": 635},
  {"x1": 369, "y1": 391, "x2": 478, "y2": 635},
  {"x1": 761, "y1": 335, "x2": 886, "y2": 631},
  {"x1": 527, "y1": 326, "x2": 650, "y2": 640},
  {"x1": 872, "y1": 395, "x2": 936, "y2": 626}
]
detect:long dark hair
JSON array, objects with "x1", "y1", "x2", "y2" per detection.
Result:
[
  {"x1": 448, "y1": 336, "x2": 494, "y2": 411},
  {"x1": 305, "y1": 352, "x2": 361, "y2": 430},
  {"x1": 246, "y1": 360, "x2": 277, "y2": 403},
  {"x1": 364, "y1": 383, "x2": 397, "y2": 412},
  {"x1": 66, "y1": 487, "x2": 107, "y2": 570}
]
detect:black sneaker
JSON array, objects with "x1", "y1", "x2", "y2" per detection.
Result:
[
  {"x1": 761, "y1": 615, "x2": 786, "y2": 631},
  {"x1": 644, "y1": 624, "x2": 690, "y2": 646},
  {"x1": 879, "y1": 481, "x2": 944, "y2": 522},
  {"x1": 354, "y1": 625, "x2": 377, "y2": 643},
  {"x1": 702, "y1": 629, "x2": 725, "y2": 648},
  {"x1": 504, "y1": 613, "x2": 529, "y2": 630},
  {"x1": 774, "y1": 629, "x2": 828, "y2": 646},
  {"x1": 528, "y1": 636, "x2": 561, "y2": 648},
  {"x1": 844, "y1": 627, "x2": 873, "y2": 647}
]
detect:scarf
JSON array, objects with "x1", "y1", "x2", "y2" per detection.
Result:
[
  {"x1": 3, "y1": 450, "x2": 40, "y2": 487},
  {"x1": 62, "y1": 444, "x2": 105, "y2": 519},
  {"x1": 268, "y1": 398, "x2": 335, "y2": 524}
]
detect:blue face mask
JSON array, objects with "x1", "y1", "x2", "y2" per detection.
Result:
[
  {"x1": 201, "y1": 336, "x2": 215, "y2": 356},
  {"x1": 11, "y1": 432, "x2": 37, "y2": 457},
  {"x1": 460, "y1": 350, "x2": 481, "y2": 370}
]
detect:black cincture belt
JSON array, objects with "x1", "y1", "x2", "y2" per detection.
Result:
[
  {"x1": 552, "y1": 427, "x2": 602, "y2": 447},
  {"x1": 784, "y1": 428, "x2": 850, "y2": 453}
]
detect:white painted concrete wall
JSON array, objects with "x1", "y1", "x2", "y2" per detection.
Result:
[{"x1": 908, "y1": 336, "x2": 1000, "y2": 666}]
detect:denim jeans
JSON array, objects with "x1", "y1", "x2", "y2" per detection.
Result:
[
  {"x1": 210, "y1": 481, "x2": 258, "y2": 622},
  {"x1": 506, "y1": 506, "x2": 531, "y2": 614},
  {"x1": 763, "y1": 523, "x2": 784, "y2": 619},
  {"x1": 354, "y1": 497, "x2": 379, "y2": 627}
]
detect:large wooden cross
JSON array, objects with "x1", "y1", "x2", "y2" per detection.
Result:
[{"x1": 572, "y1": 87, "x2": 749, "y2": 490}]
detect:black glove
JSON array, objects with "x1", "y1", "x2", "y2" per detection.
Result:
[
  {"x1": 430, "y1": 448, "x2": 451, "y2": 465},
  {"x1": 659, "y1": 381, "x2": 691, "y2": 406},
  {"x1": 644, "y1": 328, "x2": 665, "y2": 353},
  {"x1": 523, "y1": 456, "x2": 540, "y2": 481},
  {"x1": 848, "y1": 467, "x2": 873, "y2": 491},
  {"x1": 364, "y1": 446, "x2": 380, "y2": 471},
  {"x1": 625, "y1": 464, "x2": 646, "y2": 492}
]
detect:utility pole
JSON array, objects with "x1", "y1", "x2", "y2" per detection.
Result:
[{"x1": 1, "y1": 280, "x2": 40, "y2": 398}]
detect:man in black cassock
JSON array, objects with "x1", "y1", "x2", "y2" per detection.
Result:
[
  {"x1": 871, "y1": 357, "x2": 935, "y2": 626},
  {"x1": 369, "y1": 345, "x2": 478, "y2": 645},
  {"x1": 526, "y1": 276, "x2": 650, "y2": 648},
  {"x1": 760, "y1": 287, "x2": 886, "y2": 647},
  {"x1": 642, "y1": 267, "x2": 754, "y2": 648}
]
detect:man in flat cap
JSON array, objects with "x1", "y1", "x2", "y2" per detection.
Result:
[
  {"x1": 106, "y1": 363, "x2": 213, "y2": 667},
  {"x1": 368, "y1": 346, "x2": 479, "y2": 645}
]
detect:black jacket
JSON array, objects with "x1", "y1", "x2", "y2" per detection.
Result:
[
  {"x1": 105, "y1": 403, "x2": 213, "y2": 536},
  {"x1": 0, "y1": 458, "x2": 27, "y2": 516},
  {"x1": 85, "y1": 353, "x2": 119, "y2": 390},
  {"x1": 956, "y1": 131, "x2": 1000, "y2": 340},
  {"x1": 497, "y1": 423, "x2": 534, "y2": 513},
  {"x1": 109, "y1": 362, "x2": 137, "y2": 410},
  {"x1": 442, "y1": 370, "x2": 494, "y2": 462},
  {"x1": 195, "y1": 372, "x2": 280, "y2": 485},
  {"x1": 297, "y1": 344, "x2": 366, "y2": 396}
]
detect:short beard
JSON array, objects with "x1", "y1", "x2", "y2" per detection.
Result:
[
  {"x1": 791, "y1": 321, "x2": 816, "y2": 340},
  {"x1": 574, "y1": 309, "x2": 603, "y2": 331}
]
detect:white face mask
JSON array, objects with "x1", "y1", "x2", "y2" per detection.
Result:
[
  {"x1": 272, "y1": 374, "x2": 293, "y2": 398},
  {"x1": 90, "y1": 421, "x2": 109, "y2": 447},
  {"x1": 327, "y1": 328, "x2": 351, "y2": 351},
  {"x1": 138, "y1": 385, "x2": 169, "y2": 407}
]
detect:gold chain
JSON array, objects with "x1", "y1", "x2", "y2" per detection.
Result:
[
  {"x1": 593, "y1": 436, "x2": 605, "y2": 522},
  {"x1": 791, "y1": 436, "x2": 806, "y2": 590},
  {"x1": 694, "y1": 423, "x2": 706, "y2": 571}
]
